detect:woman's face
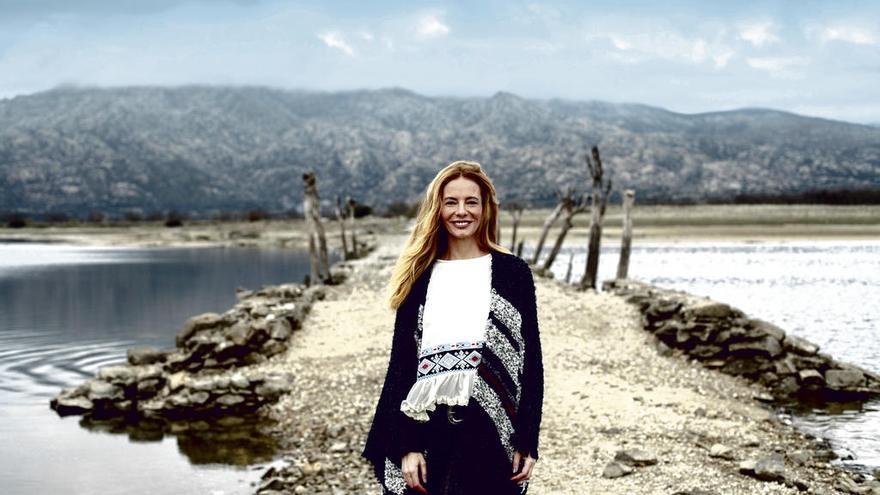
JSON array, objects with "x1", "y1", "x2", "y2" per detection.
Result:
[{"x1": 440, "y1": 176, "x2": 483, "y2": 241}]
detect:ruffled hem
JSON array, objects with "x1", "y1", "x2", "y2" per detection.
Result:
[{"x1": 400, "y1": 370, "x2": 477, "y2": 422}]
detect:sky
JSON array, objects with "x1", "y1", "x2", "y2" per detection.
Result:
[{"x1": 0, "y1": 0, "x2": 879, "y2": 123}]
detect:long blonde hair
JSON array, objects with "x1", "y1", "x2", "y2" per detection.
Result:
[{"x1": 387, "y1": 160, "x2": 511, "y2": 310}]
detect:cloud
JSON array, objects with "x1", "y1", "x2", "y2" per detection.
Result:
[
  {"x1": 318, "y1": 31, "x2": 354, "y2": 57},
  {"x1": 737, "y1": 20, "x2": 780, "y2": 47},
  {"x1": 415, "y1": 13, "x2": 449, "y2": 39},
  {"x1": 816, "y1": 25, "x2": 878, "y2": 45},
  {"x1": 588, "y1": 30, "x2": 735, "y2": 68},
  {"x1": 746, "y1": 56, "x2": 809, "y2": 78}
]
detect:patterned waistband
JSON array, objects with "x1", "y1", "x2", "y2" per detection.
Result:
[{"x1": 417, "y1": 341, "x2": 485, "y2": 380}]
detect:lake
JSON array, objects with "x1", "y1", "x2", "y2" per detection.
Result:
[
  {"x1": 0, "y1": 242, "x2": 338, "y2": 495},
  {"x1": 537, "y1": 238, "x2": 880, "y2": 473}
]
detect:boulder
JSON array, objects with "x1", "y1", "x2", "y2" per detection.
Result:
[
  {"x1": 797, "y1": 369, "x2": 825, "y2": 388},
  {"x1": 783, "y1": 334, "x2": 820, "y2": 356},
  {"x1": 602, "y1": 461, "x2": 634, "y2": 478},
  {"x1": 825, "y1": 369, "x2": 865, "y2": 390},
  {"x1": 685, "y1": 299, "x2": 738, "y2": 320},
  {"x1": 176, "y1": 312, "x2": 229, "y2": 347},
  {"x1": 747, "y1": 318, "x2": 786, "y2": 342},
  {"x1": 728, "y1": 336, "x2": 783, "y2": 359},
  {"x1": 614, "y1": 449, "x2": 658, "y2": 466},
  {"x1": 127, "y1": 346, "x2": 168, "y2": 365},
  {"x1": 753, "y1": 454, "x2": 786, "y2": 482}
]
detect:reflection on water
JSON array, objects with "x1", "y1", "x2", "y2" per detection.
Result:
[
  {"x1": 535, "y1": 239, "x2": 880, "y2": 472},
  {"x1": 0, "y1": 242, "x2": 336, "y2": 495}
]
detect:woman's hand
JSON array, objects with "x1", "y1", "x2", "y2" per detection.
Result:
[
  {"x1": 510, "y1": 450, "x2": 536, "y2": 482},
  {"x1": 402, "y1": 451, "x2": 428, "y2": 493}
]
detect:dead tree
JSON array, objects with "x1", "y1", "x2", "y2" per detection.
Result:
[
  {"x1": 515, "y1": 239, "x2": 524, "y2": 259},
  {"x1": 564, "y1": 252, "x2": 574, "y2": 284},
  {"x1": 579, "y1": 146, "x2": 613, "y2": 290},
  {"x1": 302, "y1": 171, "x2": 330, "y2": 284},
  {"x1": 541, "y1": 191, "x2": 589, "y2": 274},
  {"x1": 505, "y1": 202, "x2": 524, "y2": 252},
  {"x1": 335, "y1": 195, "x2": 350, "y2": 260},
  {"x1": 346, "y1": 197, "x2": 358, "y2": 258},
  {"x1": 616, "y1": 189, "x2": 635, "y2": 279},
  {"x1": 530, "y1": 190, "x2": 568, "y2": 266}
]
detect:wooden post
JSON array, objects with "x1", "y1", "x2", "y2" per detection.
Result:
[
  {"x1": 302, "y1": 171, "x2": 331, "y2": 284},
  {"x1": 579, "y1": 146, "x2": 613, "y2": 290},
  {"x1": 616, "y1": 189, "x2": 635, "y2": 279},
  {"x1": 335, "y1": 195, "x2": 350, "y2": 261},
  {"x1": 346, "y1": 197, "x2": 358, "y2": 258},
  {"x1": 565, "y1": 252, "x2": 574, "y2": 284},
  {"x1": 505, "y1": 202, "x2": 524, "y2": 252}
]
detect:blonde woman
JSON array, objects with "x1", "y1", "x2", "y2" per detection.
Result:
[{"x1": 362, "y1": 161, "x2": 544, "y2": 494}]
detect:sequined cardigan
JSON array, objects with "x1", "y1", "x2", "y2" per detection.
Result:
[{"x1": 361, "y1": 250, "x2": 544, "y2": 494}]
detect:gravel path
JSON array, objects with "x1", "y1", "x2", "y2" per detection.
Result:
[{"x1": 257, "y1": 231, "x2": 848, "y2": 494}]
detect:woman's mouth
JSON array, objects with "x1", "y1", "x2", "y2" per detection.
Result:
[{"x1": 451, "y1": 220, "x2": 472, "y2": 229}]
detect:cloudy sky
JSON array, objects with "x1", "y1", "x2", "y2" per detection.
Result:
[{"x1": 1, "y1": 0, "x2": 879, "y2": 123}]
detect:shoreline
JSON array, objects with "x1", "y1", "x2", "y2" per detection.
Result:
[{"x1": 250, "y1": 227, "x2": 871, "y2": 494}]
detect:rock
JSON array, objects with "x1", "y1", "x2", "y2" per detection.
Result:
[
  {"x1": 190, "y1": 391, "x2": 210, "y2": 404},
  {"x1": 216, "y1": 394, "x2": 245, "y2": 406},
  {"x1": 177, "y1": 312, "x2": 228, "y2": 347},
  {"x1": 798, "y1": 369, "x2": 825, "y2": 388},
  {"x1": 329, "y1": 441, "x2": 348, "y2": 453},
  {"x1": 127, "y1": 346, "x2": 168, "y2": 365},
  {"x1": 602, "y1": 461, "x2": 634, "y2": 478},
  {"x1": 753, "y1": 453, "x2": 786, "y2": 482},
  {"x1": 229, "y1": 372, "x2": 250, "y2": 389},
  {"x1": 614, "y1": 449, "x2": 658, "y2": 466},
  {"x1": 51, "y1": 395, "x2": 94, "y2": 416},
  {"x1": 97, "y1": 365, "x2": 138, "y2": 385},
  {"x1": 709, "y1": 444, "x2": 735, "y2": 460},
  {"x1": 686, "y1": 299, "x2": 737, "y2": 319},
  {"x1": 738, "y1": 459, "x2": 757, "y2": 474},
  {"x1": 783, "y1": 334, "x2": 820, "y2": 356},
  {"x1": 748, "y1": 318, "x2": 786, "y2": 342},
  {"x1": 87, "y1": 379, "x2": 123, "y2": 400},
  {"x1": 268, "y1": 319, "x2": 292, "y2": 341},
  {"x1": 787, "y1": 450, "x2": 811, "y2": 466},
  {"x1": 728, "y1": 336, "x2": 783, "y2": 359},
  {"x1": 825, "y1": 369, "x2": 865, "y2": 390}
]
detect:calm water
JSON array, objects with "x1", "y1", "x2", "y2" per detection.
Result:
[
  {"x1": 536, "y1": 239, "x2": 880, "y2": 472},
  {"x1": 0, "y1": 242, "x2": 338, "y2": 495}
]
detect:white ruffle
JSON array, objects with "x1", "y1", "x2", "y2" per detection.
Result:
[{"x1": 400, "y1": 370, "x2": 477, "y2": 422}]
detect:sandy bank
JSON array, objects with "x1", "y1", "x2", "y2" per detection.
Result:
[{"x1": 252, "y1": 228, "x2": 863, "y2": 495}]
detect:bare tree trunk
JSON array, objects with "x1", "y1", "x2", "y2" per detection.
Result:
[
  {"x1": 616, "y1": 189, "x2": 635, "y2": 279},
  {"x1": 579, "y1": 146, "x2": 612, "y2": 291},
  {"x1": 346, "y1": 197, "x2": 358, "y2": 258},
  {"x1": 335, "y1": 195, "x2": 349, "y2": 261},
  {"x1": 542, "y1": 215, "x2": 573, "y2": 273},
  {"x1": 530, "y1": 202, "x2": 564, "y2": 265},
  {"x1": 307, "y1": 233, "x2": 319, "y2": 286},
  {"x1": 515, "y1": 239, "x2": 524, "y2": 259},
  {"x1": 506, "y1": 203, "x2": 523, "y2": 252},
  {"x1": 303, "y1": 171, "x2": 331, "y2": 284}
]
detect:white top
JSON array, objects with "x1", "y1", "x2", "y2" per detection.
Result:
[{"x1": 400, "y1": 252, "x2": 492, "y2": 422}]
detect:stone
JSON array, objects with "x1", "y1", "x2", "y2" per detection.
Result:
[
  {"x1": 177, "y1": 312, "x2": 227, "y2": 347},
  {"x1": 329, "y1": 441, "x2": 348, "y2": 453},
  {"x1": 216, "y1": 394, "x2": 245, "y2": 406},
  {"x1": 602, "y1": 461, "x2": 634, "y2": 478},
  {"x1": 748, "y1": 318, "x2": 786, "y2": 342},
  {"x1": 268, "y1": 319, "x2": 292, "y2": 341},
  {"x1": 127, "y1": 346, "x2": 168, "y2": 365},
  {"x1": 709, "y1": 444, "x2": 735, "y2": 460},
  {"x1": 614, "y1": 449, "x2": 658, "y2": 466},
  {"x1": 753, "y1": 453, "x2": 786, "y2": 482},
  {"x1": 825, "y1": 369, "x2": 865, "y2": 390},
  {"x1": 686, "y1": 299, "x2": 737, "y2": 319},
  {"x1": 798, "y1": 369, "x2": 825, "y2": 388},
  {"x1": 51, "y1": 395, "x2": 94, "y2": 416},
  {"x1": 738, "y1": 459, "x2": 757, "y2": 474},
  {"x1": 787, "y1": 450, "x2": 811, "y2": 466},
  {"x1": 97, "y1": 365, "x2": 138, "y2": 385},
  {"x1": 87, "y1": 379, "x2": 123, "y2": 400},
  {"x1": 783, "y1": 334, "x2": 820, "y2": 356},
  {"x1": 230, "y1": 372, "x2": 250, "y2": 389},
  {"x1": 728, "y1": 336, "x2": 783, "y2": 359}
]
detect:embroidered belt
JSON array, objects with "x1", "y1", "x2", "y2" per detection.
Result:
[{"x1": 416, "y1": 341, "x2": 485, "y2": 380}]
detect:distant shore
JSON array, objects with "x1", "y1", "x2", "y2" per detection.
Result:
[{"x1": 2, "y1": 204, "x2": 879, "y2": 248}]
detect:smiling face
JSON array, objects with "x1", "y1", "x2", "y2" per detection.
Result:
[{"x1": 440, "y1": 175, "x2": 483, "y2": 241}]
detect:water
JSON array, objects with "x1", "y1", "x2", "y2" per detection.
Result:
[
  {"x1": 536, "y1": 239, "x2": 880, "y2": 472},
  {"x1": 0, "y1": 242, "x2": 338, "y2": 495}
]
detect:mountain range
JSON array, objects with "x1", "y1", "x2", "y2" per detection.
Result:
[{"x1": 1, "y1": 85, "x2": 878, "y2": 216}]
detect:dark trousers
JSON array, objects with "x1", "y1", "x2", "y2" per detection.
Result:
[{"x1": 404, "y1": 399, "x2": 528, "y2": 495}]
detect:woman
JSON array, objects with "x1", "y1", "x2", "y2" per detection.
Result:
[{"x1": 361, "y1": 160, "x2": 544, "y2": 494}]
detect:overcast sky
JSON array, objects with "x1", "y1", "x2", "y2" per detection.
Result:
[{"x1": 1, "y1": 0, "x2": 879, "y2": 123}]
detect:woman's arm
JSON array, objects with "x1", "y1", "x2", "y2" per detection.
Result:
[
  {"x1": 386, "y1": 302, "x2": 429, "y2": 459},
  {"x1": 512, "y1": 259, "x2": 544, "y2": 460}
]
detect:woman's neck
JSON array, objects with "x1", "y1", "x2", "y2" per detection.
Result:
[{"x1": 441, "y1": 238, "x2": 490, "y2": 260}]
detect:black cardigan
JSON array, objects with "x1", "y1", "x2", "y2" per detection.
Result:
[{"x1": 362, "y1": 249, "x2": 544, "y2": 493}]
